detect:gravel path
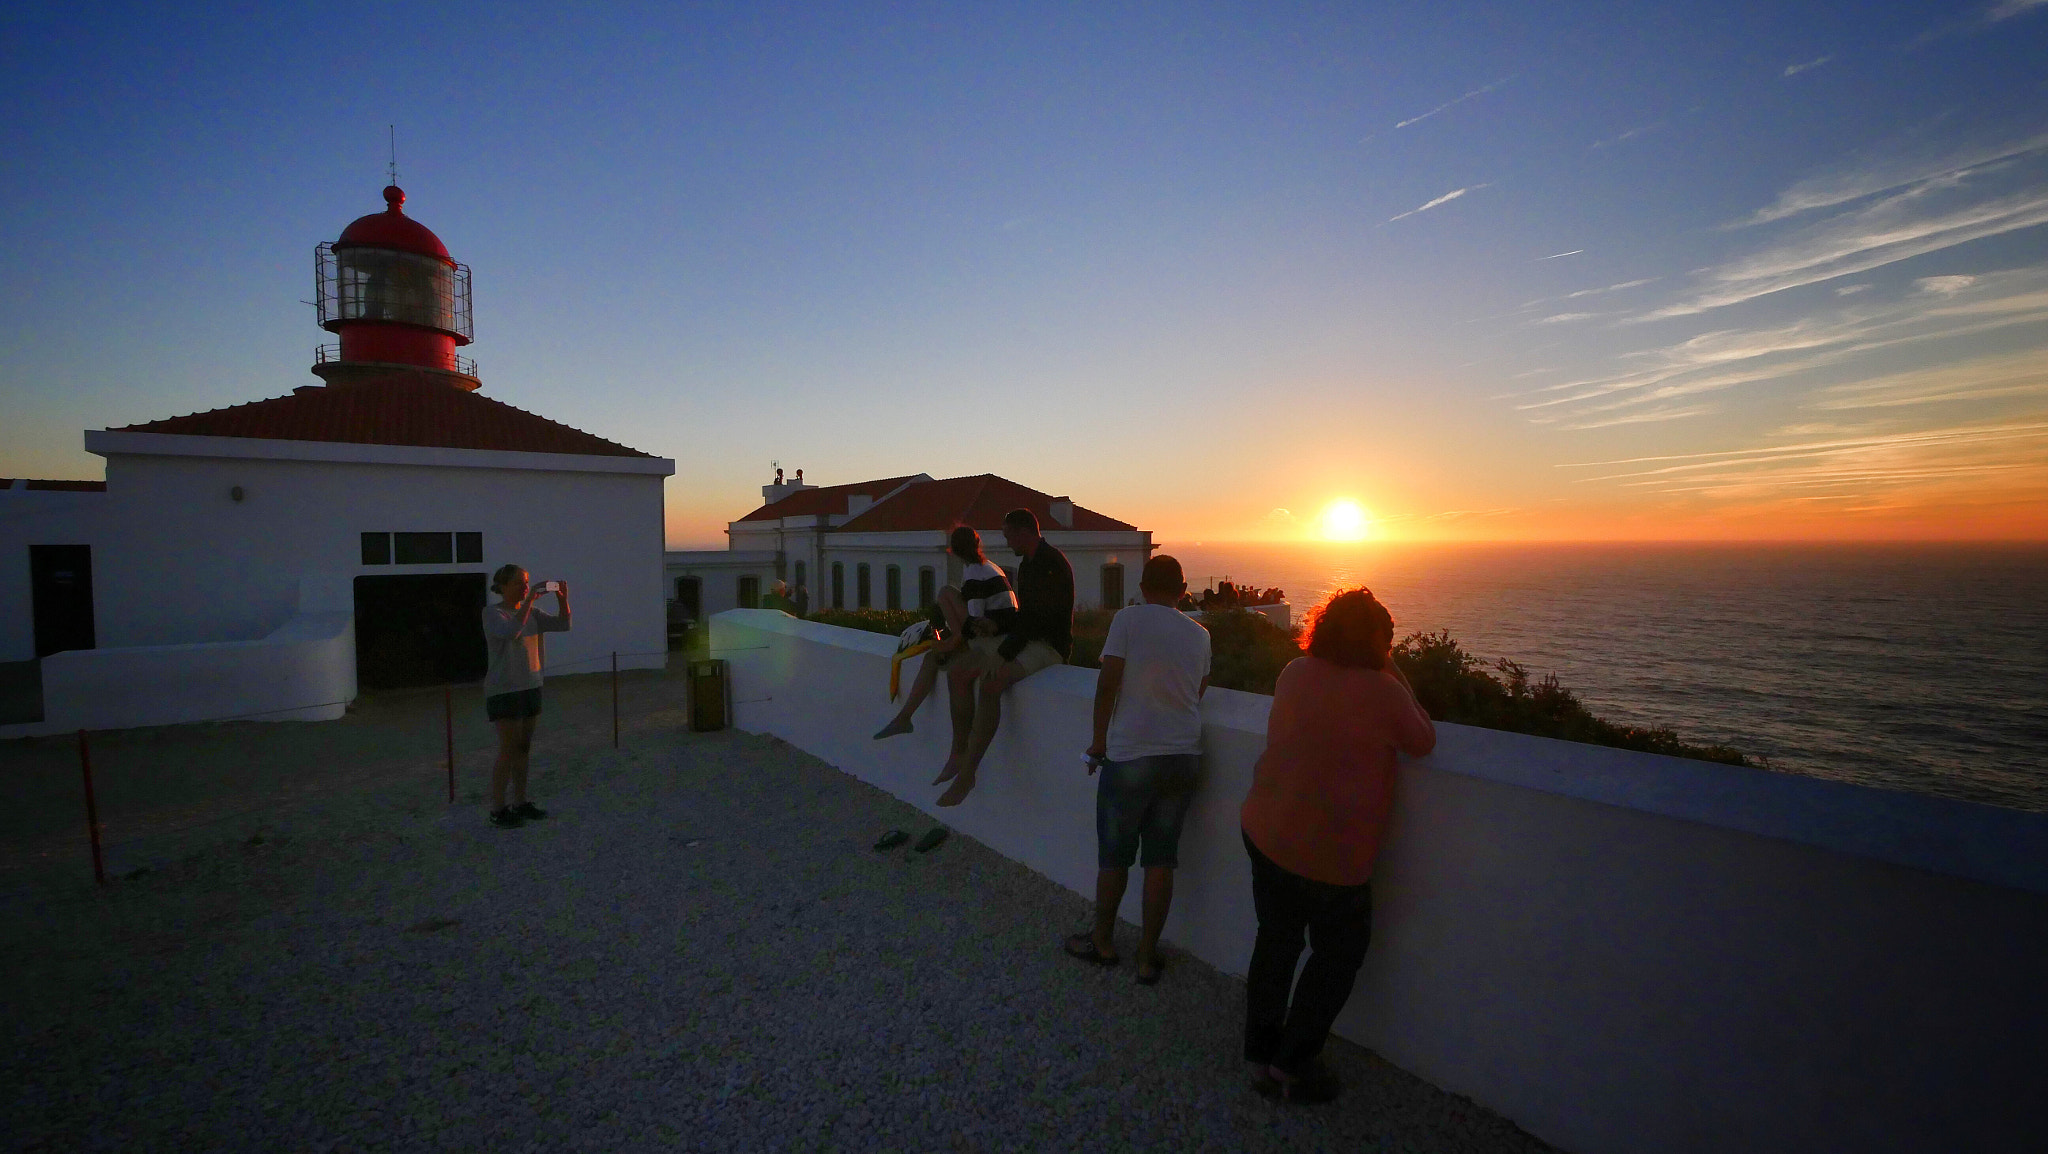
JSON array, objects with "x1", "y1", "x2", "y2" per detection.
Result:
[{"x1": 3, "y1": 674, "x2": 1558, "y2": 1153}]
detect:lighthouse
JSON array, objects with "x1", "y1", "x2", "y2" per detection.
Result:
[{"x1": 312, "y1": 185, "x2": 479, "y2": 389}]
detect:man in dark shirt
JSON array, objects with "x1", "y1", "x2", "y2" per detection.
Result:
[{"x1": 935, "y1": 508, "x2": 1073, "y2": 806}]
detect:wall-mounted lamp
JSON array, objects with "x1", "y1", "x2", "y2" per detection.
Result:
[{"x1": 230, "y1": 485, "x2": 245, "y2": 502}]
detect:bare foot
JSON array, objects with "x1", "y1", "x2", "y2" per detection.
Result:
[
  {"x1": 935, "y1": 774, "x2": 976, "y2": 807},
  {"x1": 932, "y1": 757, "x2": 961, "y2": 785},
  {"x1": 873, "y1": 718, "x2": 913, "y2": 740}
]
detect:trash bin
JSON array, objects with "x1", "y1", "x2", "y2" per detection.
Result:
[{"x1": 688, "y1": 659, "x2": 728, "y2": 732}]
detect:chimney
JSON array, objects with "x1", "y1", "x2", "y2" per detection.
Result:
[
  {"x1": 1049, "y1": 497, "x2": 1074, "y2": 529},
  {"x1": 762, "y1": 466, "x2": 818, "y2": 506}
]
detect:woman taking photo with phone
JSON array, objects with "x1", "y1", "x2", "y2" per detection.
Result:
[{"x1": 482, "y1": 564, "x2": 571, "y2": 828}]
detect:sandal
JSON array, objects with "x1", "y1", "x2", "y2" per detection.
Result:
[
  {"x1": 1254, "y1": 1062, "x2": 1340, "y2": 1104},
  {"x1": 872, "y1": 829, "x2": 909, "y2": 851},
  {"x1": 1062, "y1": 933, "x2": 1120, "y2": 966},
  {"x1": 1134, "y1": 955, "x2": 1167, "y2": 985}
]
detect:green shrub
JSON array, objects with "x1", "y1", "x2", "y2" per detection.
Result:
[
  {"x1": 1392, "y1": 630, "x2": 1753, "y2": 767},
  {"x1": 804, "y1": 608, "x2": 927, "y2": 636}
]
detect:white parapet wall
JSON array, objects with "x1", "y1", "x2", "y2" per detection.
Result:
[
  {"x1": 2, "y1": 611, "x2": 356, "y2": 738},
  {"x1": 709, "y1": 609, "x2": 2048, "y2": 1154}
]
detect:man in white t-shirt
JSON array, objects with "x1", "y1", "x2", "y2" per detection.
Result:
[{"x1": 1063, "y1": 555, "x2": 1210, "y2": 985}]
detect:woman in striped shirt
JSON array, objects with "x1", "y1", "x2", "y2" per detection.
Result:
[{"x1": 874, "y1": 525, "x2": 1017, "y2": 739}]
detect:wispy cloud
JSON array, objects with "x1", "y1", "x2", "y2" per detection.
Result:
[
  {"x1": 1393, "y1": 75, "x2": 1515, "y2": 130},
  {"x1": 1782, "y1": 55, "x2": 1834, "y2": 77},
  {"x1": 1515, "y1": 267, "x2": 2048, "y2": 418},
  {"x1": 1592, "y1": 122, "x2": 1665, "y2": 149},
  {"x1": 1535, "y1": 249, "x2": 1584, "y2": 260},
  {"x1": 1533, "y1": 312, "x2": 1602, "y2": 325},
  {"x1": 1807, "y1": 347, "x2": 2048, "y2": 410},
  {"x1": 1385, "y1": 184, "x2": 1491, "y2": 224},
  {"x1": 1989, "y1": 0, "x2": 2047, "y2": 22},
  {"x1": 1648, "y1": 183, "x2": 2048, "y2": 317},
  {"x1": 1555, "y1": 420, "x2": 2048, "y2": 502},
  {"x1": 1734, "y1": 128, "x2": 2048, "y2": 226}
]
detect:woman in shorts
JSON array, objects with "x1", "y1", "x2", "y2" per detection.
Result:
[{"x1": 482, "y1": 564, "x2": 571, "y2": 828}]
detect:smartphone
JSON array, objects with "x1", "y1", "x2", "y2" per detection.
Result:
[{"x1": 538, "y1": 580, "x2": 560, "y2": 595}]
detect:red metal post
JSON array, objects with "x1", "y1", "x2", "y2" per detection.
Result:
[
  {"x1": 77, "y1": 729, "x2": 105, "y2": 885},
  {"x1": 444, "y1": 686, "x2": 455, "y2": 804},
  {"x1": 611, "y1": 651, "x2": 619, "y2": 749}
]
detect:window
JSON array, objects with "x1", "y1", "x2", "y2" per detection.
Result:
[
  {"x1": 918, "y1": 566, "x2": 936, "y2": 609},
  {"x1": 674, "y1": 576, "x2": 701, "y2": 619},
  {"x1": 1101, "y1": 563, "x2": 1125, "y2": 610},
  {"x1": 394, "y1": 532, "x2": 453, "y2": 565},
  {"x1": 831, "y1": 563, "x2": 844, "y2": 609},
  {"x1": 456, "y1": 532, "x2": 482, "y2": 564},
  {"x1": 738, "y1": 575, "x2": 760, "y2": 609},
  {"x1": 361, "y1": 532, "x2": 391, "y2": 565},
  {"x1": 884, "y1": 565, "x2": 901, "y2": 610},
  {"x1": 793, "y1": 560, "x2": 807, "y2": 597},
  {"x1": 856, "y1": 563, "x2": 871, "y2": 609}
]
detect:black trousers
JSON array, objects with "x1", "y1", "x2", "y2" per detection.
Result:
[{"x1": 1242, "y1": 830, "x2": 1374, "y2": 1074}]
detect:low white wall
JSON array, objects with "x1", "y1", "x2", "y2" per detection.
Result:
[
  {"x1": 709, "y1": 609, "x2": 2048, "y2": 1154},
  {"x1": 1, "y1": 610, "x2": 355, "y2": 738}
]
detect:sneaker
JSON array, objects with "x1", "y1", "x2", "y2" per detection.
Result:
[
  {"x1": 511, "y1": 801, "x2": 548, "y2": 821},
  {"x1": 489, "y1": 807, "x2": 524, "y2": 828}
]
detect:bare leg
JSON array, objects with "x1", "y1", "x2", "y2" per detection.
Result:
[
  {"x1": 510, "y1": 716, "x2": 537, "y2": 805},
  {"x1": 878, "y1": 588, "x2": 971, "y2": 739},
  {"x1": 1091, "y1": 867, "x2": 1129, "y2": 957},
  {"x1": 1136, "y1": 866, "x2": 1174, "y2": 977},
  {"x1": 490, "y1": 718, "x2": 523, "y2": 810},
  {"x1": 934, "y1": 664, "x2": 978, "y2": 784},
  {"x1": 937, "y1": 664, "x2": 1019, "y2": 806}
]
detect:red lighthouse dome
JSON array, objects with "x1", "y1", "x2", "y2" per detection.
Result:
[{"x1": 313, "y1": 185, "x2": 478, "y2": 390}]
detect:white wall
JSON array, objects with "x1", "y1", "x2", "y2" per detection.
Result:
[
  {"x1": 92, "y1": 453, "x2": 667, "y2": 672},
  {"x1": 709, "y1": 609, "x2": 2048, "y2": 1154},
  {"x1": 0, "y1": 488, "x2": 111, "y2": 662},
  {"x1": 664, "y1": 551, "x2": 777, "y2": 617}
]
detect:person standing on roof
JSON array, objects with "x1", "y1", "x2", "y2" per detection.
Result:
[{"x1": 934, "y1": 508, "x2": 1072, "y2": 807}]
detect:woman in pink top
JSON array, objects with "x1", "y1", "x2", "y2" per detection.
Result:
[{"x1": 1239, "y1": 587, "x2": 1435, "y2": 1103}]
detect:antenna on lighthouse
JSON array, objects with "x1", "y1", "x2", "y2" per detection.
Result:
[{"x1": 387, "y1": 125, "x2": 398, "y2": 185}]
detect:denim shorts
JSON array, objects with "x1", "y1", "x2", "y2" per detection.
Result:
[
  {"x1": 485, "y1": 686, "x2": 543, "y2": 721},
  {"x1": 1095, "y1": 753, "x2": 1200, "y2": 869}
]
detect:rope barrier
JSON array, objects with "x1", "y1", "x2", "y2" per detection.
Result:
[{"x1": 39, "y1": 640, "x2": 778, "y2": 884}]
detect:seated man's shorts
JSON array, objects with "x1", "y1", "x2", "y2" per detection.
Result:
[
  {"x1": 486, "y1": 686, "x2": 543, "y2": 721},
  {"x1": 951, "y1": 636, "x2": 1063, "y2": 678},
  {"x1": 1095, "y1": 753, "x2": 1201, "y2": 869}
]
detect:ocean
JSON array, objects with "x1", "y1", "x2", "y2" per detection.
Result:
[{"x1": 1154, "y1": 542, "x2": 2048, "y2": 813}]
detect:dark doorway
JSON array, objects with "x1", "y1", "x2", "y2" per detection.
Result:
[
  {"x1": 30, "y1": 544, "x2": 96, "y2": 657},
  {"x1": 674, "y1": 576, "x2": 701, "y2": 620},
  {"x1": 353, "y1": 574, "x2": 488, "y2": 689},
  {"x1": 737, "y1": 575, "x2": 760, "y2": 609},
  {"x1": 1101, "y1": 563, "x2": 1125, "y2": 610}
]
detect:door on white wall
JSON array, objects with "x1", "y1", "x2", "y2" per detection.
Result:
[
  {"x1": 30, "y1": 544, "x2": 96, "y2": 657},
  {"x1": 353, "y1": 574, "x2": 488, "y2": 689}
]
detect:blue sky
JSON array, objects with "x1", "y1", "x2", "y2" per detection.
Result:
[{"x1": 4, "y1": 1, "x2": 2044, "y2": 542}]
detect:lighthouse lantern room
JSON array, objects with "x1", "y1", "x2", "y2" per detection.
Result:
[{"x1": 313, "y1": 185, "x2": 478, "y2": 388}]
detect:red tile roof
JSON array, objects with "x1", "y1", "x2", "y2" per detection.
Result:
[
  {"x1": 838, "y1": 474, "x2": 1135, "y2": 533},
  {"x1": 738, "y1": 475, "x2": 925, "y2": 521},
  {"x1": 110, "y1": 374, "x2": 657, "y2": 458},
  {"x1": 0, "y1": 478, "x2": 107, "y2": 491}
]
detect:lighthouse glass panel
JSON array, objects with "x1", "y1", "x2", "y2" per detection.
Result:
[{"x1": 332, "y1": 248, "x2": 472, "y2": 338}]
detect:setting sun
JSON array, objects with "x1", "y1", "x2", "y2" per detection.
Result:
[{"x1": 1318, "y1": 499, "x2": 1371, "y2": 541}]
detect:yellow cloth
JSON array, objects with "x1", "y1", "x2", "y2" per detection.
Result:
[{"x1": 889, "y1": 639, "x2": 940, "y2": 701}]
